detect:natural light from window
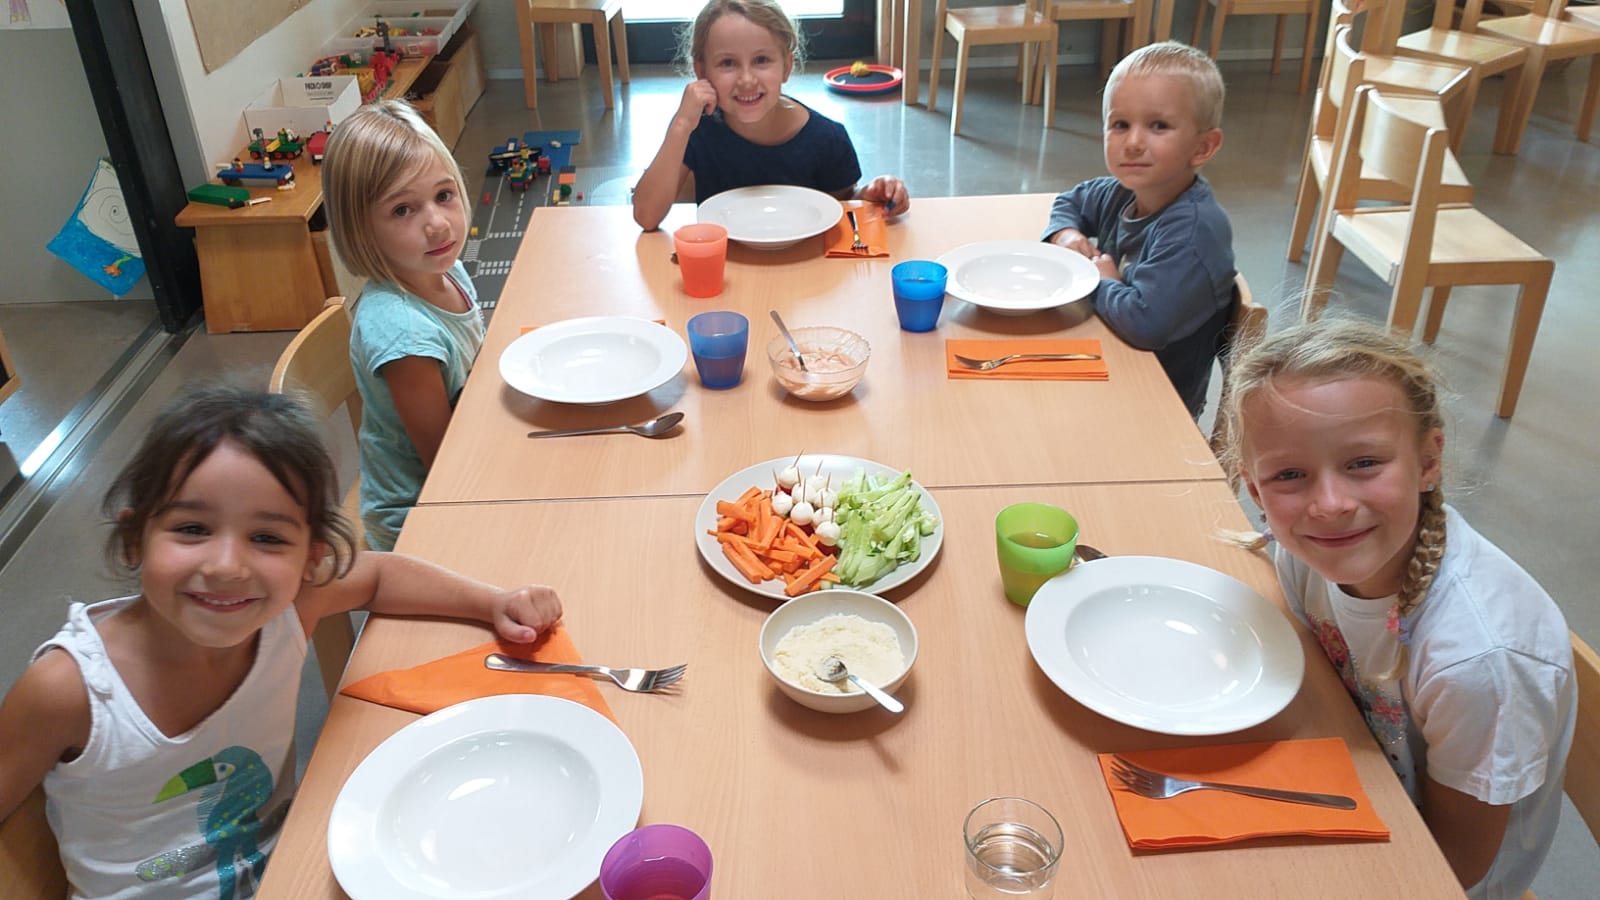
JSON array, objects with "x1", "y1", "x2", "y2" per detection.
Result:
[{"x1": 623, "y1": 1, "x2": 843, "y2": 21}]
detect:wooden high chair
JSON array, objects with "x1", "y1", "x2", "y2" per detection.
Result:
[
  {"x1": 269, "y1": 297, "x2": 365, "y2": 696},
  {"x1": 1474, "y1": 0, "x2": 1600, "y2": 153},
  {"x1": 1208, "y1": 272, "x2": 1267, "y2": 476},
  {"x1": 1303, "y1": 86, "x2": 1554, "y2": 418},
  {"x1": 928, "y1": 0, "x2": 1059, "y2": 136},
  {"x1": 0, "y1": 787, "x2": 66, "y2": 898},
  {"x1": 1190, "y1": 0, "x2": 1322, "y2": 94},
  {"x1": 1287, "y1": 20, "x2": 1475, "y2": 263},
  {"x1": 516, "y1": 0, "x2": 631, "y2": 109}
]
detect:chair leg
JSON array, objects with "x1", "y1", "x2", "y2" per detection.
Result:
[
  {"x1": 1388, "y1": 267, "x2": 1430, "y2": 337},
  {"x1": 612, "y1": 12, "x2": 632, "y2": 84},
  {"x1": 1192, "y1": 0, "x2": 1208, "y2": 48},
  {"x1": 542, "y1": 24, "x2": 560, "y2": 83},
  {"x1": 953, "y1": 42, "x2": 973, "y2": 135},
  {"x1": 1044, "y1": 34, "x2": 1059, "y2": 128},
  {"x1": 1445, "y1": 70, "x2": 1483, "y2": 154},
  {"x1": 1500, "y1": 49, "x2": 1548, "y2": 155},
  {"x1": 518, "y1": 4, "x2": 539, "y2": 108},
  {"x1": 1100, "y1": 20, "x2": 1119, "y2": 81},
  {"x1": 1287, "y1": 152, "x2": 1320, "y2": 263},
  {"x1": 1577, "y1": 52, "x2": 1600, "y2": 142},
  {"x1": 1497, "y1": 263, "x2": 1553, "y2": 417},
  {"x1": 1022, "y1": 42, "x2": 1038, "y2": 106},
  {"x1": 1421, "y1": 286, "x2": 1450, "y2": 343},
  {"x1": 593, "y1": 13, "x2": 615, "y2": 109},
  {"x1": 1302, "y1": 229, "x2": 1346, "y2": 321},
  {"x1": 1209, "y1": 2, "x2": 1228, "y2": 61},
  {"x1": 1297, "y1": 1, "x2": 1320, "y2": 95},
  {"x1": 312, "y1": 612, "x2": 357, "y2": 696},
  {"x1": 928, "y1": 24, "x2": 946, "y2": 112},
  {"x1": 1271, "y1": 15, "x2": 1287, "y2": 76},
  {"x1": 1492, "y1": 62, "x2": 1526, "y2": 152}
]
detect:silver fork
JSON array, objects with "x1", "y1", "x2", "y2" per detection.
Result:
[
  {"x1": 1109, "y1": 755, "x2": 1357, "y2": 809},
  {"x1": 846, "y1": 210, "x2": 867, "y2": 253},
  {"x1": 484, "y1": 654, "x2": 687, "y2": 693},
  {"x1": 954, "y1": 353, "x2": 1102, "y2": 371}
]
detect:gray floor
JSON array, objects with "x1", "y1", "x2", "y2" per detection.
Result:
[{"x1": 1, "y1": 58, "x2": 1595, "y2": 893}]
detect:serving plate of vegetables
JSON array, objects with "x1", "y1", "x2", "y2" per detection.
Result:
[{"x1": 695, "y1": 454, "x2": 943, "y2": 601}]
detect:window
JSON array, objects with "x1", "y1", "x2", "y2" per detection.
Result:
[{"x1": 618, "y1": 0, "x2": 872, "y2": 65}]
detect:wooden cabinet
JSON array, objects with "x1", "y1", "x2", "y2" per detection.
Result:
[{"x1": 411, "y1": 25, "x2": 487, "y2": 149}]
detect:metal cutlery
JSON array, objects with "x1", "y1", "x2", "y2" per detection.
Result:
[
  {"x1": 484, "y1": 654, "x2": 687, "y2": 693},
  {"x1": 526, "y1": 411, "x2": 683, "y2": 440},
  {"x1": 846, "y1": 210, "x2": 867, "y2": 254},
  {"x1": 769, "y1": 310, "x2": 808, "y2": 371},
  {"x1": 1109, "y1": 754, "x2": 1358, "y2": 809},
  {"x1": 954, "y1": 353, "x2": 1102, "y2": 372}
]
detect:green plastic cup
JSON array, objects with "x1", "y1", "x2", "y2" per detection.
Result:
[{"x1": 995, "y1": 503, "x2": 1079, "y2": 607}]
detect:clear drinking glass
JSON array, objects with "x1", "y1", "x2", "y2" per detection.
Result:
[{"x1": 963, "y1": 797, "x2": 1063, "y2": 899}]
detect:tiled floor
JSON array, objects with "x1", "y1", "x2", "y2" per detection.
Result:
[{"x1": 1, "y1": 57, "x2": 1595, "y2": 893}]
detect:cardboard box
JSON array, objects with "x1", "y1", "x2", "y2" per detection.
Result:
[{"x1": 244, "y1": 76, "x2": 360, "y2": 140}]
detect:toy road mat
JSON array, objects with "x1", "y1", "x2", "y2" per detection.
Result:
[{"x1": 462, "y1": 130, "x2": 580, "y2": 311}]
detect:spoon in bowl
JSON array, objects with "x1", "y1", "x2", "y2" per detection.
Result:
[
  {"x1": 527, "y1": 411, "x2": 684, "y2": 439},
  {"x1": 815, "y1": 655, "x2": 903, "y2": 713},
  {"x1": 769, "y1": 310, "x2": 808, "y2": 372}
]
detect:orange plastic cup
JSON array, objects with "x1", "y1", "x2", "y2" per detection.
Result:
[{"x1": 674, "y1": 223, "x2": 729, "y2": 298}]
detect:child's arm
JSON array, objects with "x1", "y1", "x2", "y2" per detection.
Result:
[
  {"x1": 1089, "y1": 227, "x2": 1224, "y2": 351},
  {"x1": 857, "y1": 176, "x2": 910, "y2": 216},
  {"x1": 380, "y1": 355, "x2": 454, "y2": 468},
  {"x1": 0, "y1": 651, "x2": 90, "y2": 823},
  {"x1": 297, "y1": 550, "x2": 562, "y2": 644},
  {"x1": 1041, "y1": 183, "x2": 1105, "y2": 257},
  {"x1": 1420, "y1": 775, "x2": 1512, "y2": 890},
  {"x1": 633, "y1": 81, "x2": 718, "y2": 231}
]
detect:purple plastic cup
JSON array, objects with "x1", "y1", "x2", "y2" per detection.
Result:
[{"x1": 599, "y1": 824, "x2": 712, "y2": 900}]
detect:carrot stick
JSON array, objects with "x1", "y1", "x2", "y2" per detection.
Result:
[
  {"x1": 721, "y1": 540, "x2": 769, "y2": 584},
  {"x1": 784, "y1": 555, "x2": 837, "y2": 597}
]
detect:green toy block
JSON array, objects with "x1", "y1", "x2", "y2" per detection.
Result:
[{"x1": 188, "y1": 184, "x2": 251, "y2": 209}]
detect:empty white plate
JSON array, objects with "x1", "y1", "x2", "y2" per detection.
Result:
[
  {"x1": 328, "y1": 695, "x2": 643, "y2": 900},
  {"x1": 1024, "y1": 556, "x2": 1304, "y2": 735},
  {"x1": 499, "y1": 316, "x2": 687, "y2": 405},
  {"x1": 697, "y1": 185, "x2": 842, "y2": 250},
  {"x1": 936, "y1": 240, "x2": 1100, "y2": 316}
]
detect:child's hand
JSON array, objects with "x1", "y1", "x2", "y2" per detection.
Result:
[
  {"x1": 1049, "y1": 228, "x2": 1096, "y2": 258},
  {"x1": 859, "y1": 176, "x2": 910, "y2": 215},
  {"x1": 1092, "y1": 252, "x2": 1121, "y2": 281},
  {"x1": 491, "y1": 585, "x2": 563, "y2": 643},
  {"x1": 676, "y1": 80, "x2": 719, "y2": 128}
]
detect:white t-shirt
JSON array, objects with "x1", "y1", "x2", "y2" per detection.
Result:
[{"x1": 1276, "y1": 506, "x2": 1574, "y2": 900}]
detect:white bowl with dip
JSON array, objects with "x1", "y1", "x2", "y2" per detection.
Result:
[
  {"x1": 765, "y1": 326, "x2": 870, "y2": 402},
  {"x1": 759, "y1": 589, "x2": 917, "y2": 713}
]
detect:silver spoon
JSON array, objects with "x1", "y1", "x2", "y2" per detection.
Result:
[
  {"x1": 527, "y1": 411, "x2": 684, "y2": 439},
  {"x1": 815, "y1": 655, "x2": 903, "y2": 713},
  {"x1": 1075, "y1": 543, "x2": 1106, "y2": 563},
  {"x1": 769, "y1": 310, "x2": 808, "y2": 372}
]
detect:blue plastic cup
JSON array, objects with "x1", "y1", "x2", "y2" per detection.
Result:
[
  {"x1": 687, "y1": 311, "x2": 749, "y2": 390},
  {"x1": 892, "y1": 261, "x2": 948, "y2": 332}
]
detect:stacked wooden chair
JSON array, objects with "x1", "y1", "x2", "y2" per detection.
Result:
[
  {"x1": 1190, "y1": 0, "x2": 1323, "y2": 94},
  {"x1": 929, "y1": 0, "x2": 1060, "y2": 135},
  {"x1": 1474, "y1": 0, "x2": 1600, "y2": 152}
]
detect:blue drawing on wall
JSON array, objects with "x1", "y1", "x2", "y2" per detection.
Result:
[{"x1": 47, "y1": 159, "x2": 146, "y2": 296}]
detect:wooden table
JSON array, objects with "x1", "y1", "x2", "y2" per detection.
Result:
[
  {"x1": 260, "y1": 482, "x2": 1463, "y2": 898},
  {"x1": 174, "y1": 60, "x2": 426, "y2": 334},
  {"x1": 419, "y1": 195, "x2": 1224, "y2": 505}
]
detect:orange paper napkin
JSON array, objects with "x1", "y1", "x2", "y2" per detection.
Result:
[
  {"x1": 825, "y1": 201, "x2": 889, "y2": 258},
  {"x1": 1099, "y1": 738, "x2": 1389, "y2": 850},
  {"x1": 339, "y1": 623, "x2": 614, "y2": 722},
  {"x1": 945, "y1": 339, "x2": 1109, "y2": 381}
]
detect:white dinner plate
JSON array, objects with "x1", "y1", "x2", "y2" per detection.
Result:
[
  {"x1": 696, "y1": 185, "x2": 843, "y2": 250},
  {"x1": 694, "y1": 454, "x2": 944, "y2": 600},
  {"x1": 1024, "y1": 556, "x2": 1304, "y2": 735},
  {"x1": 328, "y1": 695, "x2": 644, "y2": 900},
  {"x1": 935, "y1": 240, "x2": 1100, "y2": 316},
  {"x1": 499, "y1": 316, "x2": 687, "y2": 405}
]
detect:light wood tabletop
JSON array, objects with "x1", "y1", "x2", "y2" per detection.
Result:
[
  {"x1": 419, "y1": 194, "x2": 1224, "y2": 506},
  {"x1": 260, "y1": 483, "x2": 1462, "y2": 899}
]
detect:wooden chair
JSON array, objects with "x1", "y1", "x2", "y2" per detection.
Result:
[
  {"x1": 1567, "y1": 4, "x2": 1600, "y2": 32},
  {"x1": 0, "y1": 787, "x2": 66, "y2": 898},
  {"x1": 1288, "y1": 22, "x2": 1475, "y2": 263},
  {"x1": 1304, "y1": 86, "x2": 1554, "y2": 418},
  {"x1": 928, "y1": 0, "x2": 1059, "y2": 135},
  {"x1": 269, "y1": 297, "x2": 364, "y2": 695},
  {"x1": 1375, "y1": 0, "x2": 1530, "y2": 154},
  {"x1": 1516, "y1": 630, "x2": 1599, "y2": 900},
  {"x1": 1190, "y1": 0, "x2": 1322, "y2": 94},
  {"x1": 1208, "y1": 272, "x2": 1267, "y2": 474},
  {"x1": 1475, "y1": 0, "x2": 1600, "y2": 152},
  {"x1": 516, "y1": 0, "x2": 631, "y2": 110},
  {"x1": 1040, "y1": 0, "x2": 1155, "y2": 82}
]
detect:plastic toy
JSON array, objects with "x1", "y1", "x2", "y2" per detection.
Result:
[
  {"x1": 187, "y1": 184, "x2": 252, "y2": 209},
  {"x1": 217, "y1": 158, "x2": 295, "y2": 189},
  {"x1": 306, "y1": 126, "x2": 332, "y2": 164},
  {"x1": 824, "y1": 63, "x2": 904, "y2": 96},
  {"x1": 507, "y1": 158, "x2": 533, "y2": 192},
  {"x1": 247, "y1": 127, "x2": 304, "y2": 162},
  {"x1": 489, "y1": 138, "x2": 541, "y2": 172}
]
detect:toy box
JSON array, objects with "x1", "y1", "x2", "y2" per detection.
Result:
[
  {"x1": 243, "y1": 76, "x2": 360, "y2": 142},
  {"x1": 322, "y1": 1, "x2": 476, "y2": 60}
]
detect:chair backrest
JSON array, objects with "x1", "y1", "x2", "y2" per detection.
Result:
[
  {"x1": 0, "y1": 787, "x2": 67, "y2": 898},
  {"x1": 269, "y1": 297, "x2": 362, "y2": 439},
  {"x1": 1568, "y1": 631, "x2": 1600, "y2": 839},
  {"x1": 1209, "y1": 272, "x2": 1267, "y2": 463}
]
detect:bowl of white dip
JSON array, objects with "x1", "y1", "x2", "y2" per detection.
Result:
[
  {"x1": 765, "y1": 326, "x2": 870, "y2": 402},
  {"x1": 759, "y1": 589, "x2": 917, "y2": 713}
]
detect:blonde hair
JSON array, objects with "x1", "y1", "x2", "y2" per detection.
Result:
[
  {"x1": 322, "y1": 100, "x2": 468, "y2": 289},
  {"x1": 1104, "y1": 40, "x2": 1226, "y2": 131},
  {"x1": 1219, "y1": 317, "x2": 1447, "y2": 676},
  {"x1": 678, "y1": 0, "x2": 807, "y2": 73}
]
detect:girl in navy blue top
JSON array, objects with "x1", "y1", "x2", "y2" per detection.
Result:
[{"x1": 633, "y1": 0, "x2": 910, "y2": 231}]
